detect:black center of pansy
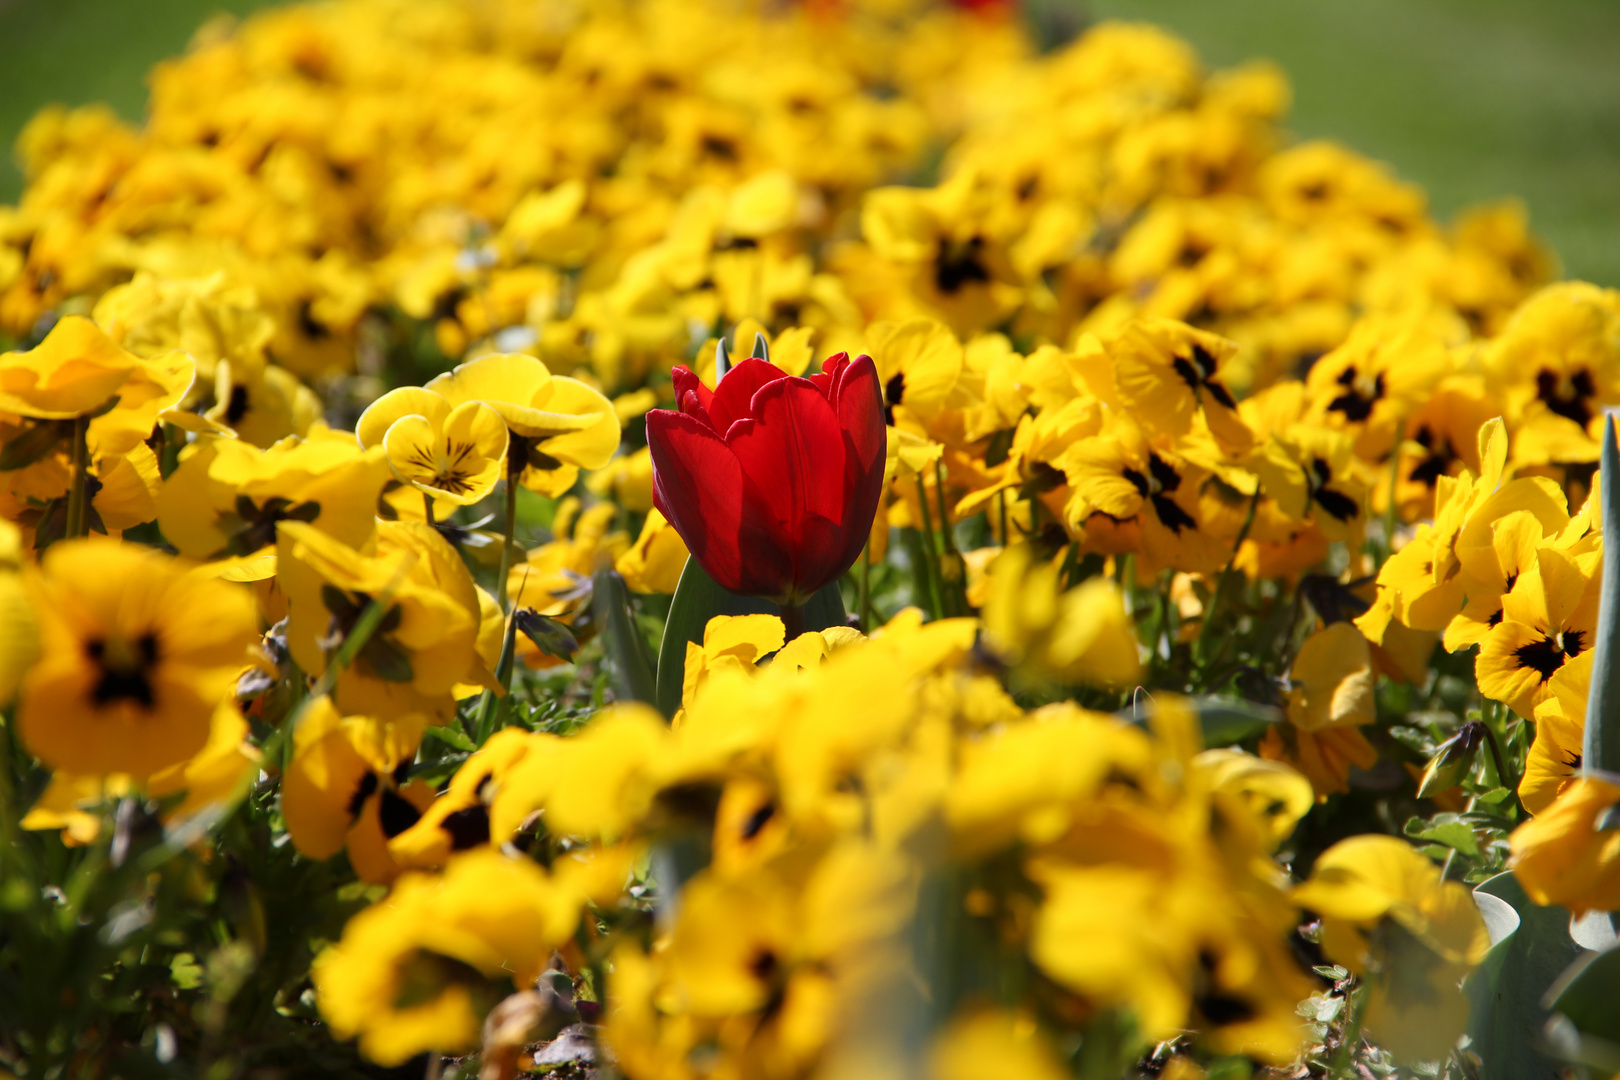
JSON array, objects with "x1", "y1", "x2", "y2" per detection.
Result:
[
  {"x1": 1308, "y1": 457, "x2": 1360, "y2": 522},
  {"x1": 1327, "y1": 366, "x2": 1385, "y2": 422},
  {"x1": 224, "y1": 383, "x2": 252, "y2": 425},
  {"x1": 320, "y1": 586, "x2": 414, "y2": 682},
  {"x1": 1514, "y1": 631, "x2": 1584, "y2": 683},
  {"x1": 934, "y1": 237, "x2": 990, "y2": 294},
  {"x1": 86, "y1": 632, "x2": 161, "y2": 708},
  {"x1": 1193, "y1": 950, "x2": 1258, "y2": 1025},
  {"x1": 1408, "y1": 425, "x2": 1454, "y2": 488},
  {"x1": 1535, "y1": 367, "x2": 1596, "y2": 427},
  {"x1": 1170, "y1": 345, "x2": 1237, "y2": 409},
  {"x1": 226, "y1": 494, "x2": 321, "y2": 556},
  {"x1": 884, "y1": 372, "x2": 906, "y2": 426},
  {"x1": 378, "y1": 787, "x2": 424, "y2": 838},
  {"x1": 439, "y1": 805, "x2": 491, "y2": 851},
  {"x1": 740, "y1": 801, "x2": 776, "y2": 841}
]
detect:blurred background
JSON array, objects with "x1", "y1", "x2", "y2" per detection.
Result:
[{"x1": 1, "y1": 0, "x2": 1615, "y2": 285}]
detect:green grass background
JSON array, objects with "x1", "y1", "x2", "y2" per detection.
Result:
[{"x1": 1, "y1": 0, "x2": 1616, "y2": 285}]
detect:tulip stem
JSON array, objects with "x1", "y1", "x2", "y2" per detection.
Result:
[
  {"x1": 780, "y1": 602, "x2": 805, "y2": 641},
  {"x1": 858, "y1": 544, "x2": 873, "y2": 632},
  {"x1": 64, "y1": 414, "x2": 90, "y2": 540}
]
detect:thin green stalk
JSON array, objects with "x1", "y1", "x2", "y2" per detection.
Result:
[
  {"x1": 422, "y1": 491, "x2": 436, "y2": 526},
  {"x1": 64, "y1": 415, "x2": 91, "y2": 539},
  {"x1": 858, "y1": 543, "x2": 873, "y2": 631},
  {"x1": 495, "y1": 455, "x2": 521, "y2": 614},
  {"x1": 1194, "y1": 484, "x2": 1263, "y2": 671},
  {"x1": 1330, "y1": 983, "x2": 1369, "y2": 1078},
  {"x1": 932, "y1": 462, "x2": 958, "y2": 558},
  {"x1": 912, "y1": 474, "x2": 946, "y2": 619},
  {"x1": 998, "y1": 489, "x2": 1009, "y2": 546}
]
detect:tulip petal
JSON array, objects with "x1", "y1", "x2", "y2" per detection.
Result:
[
  {"x1": 812, "y1": 352, "x2": 849, "y2": 407},
  {"x1": 708, "y1": 358, "x2": 788, "y2": 436},
  {"x1": 726, "y1": 376, "x2": 850, "y2": 598},
  {"x1": 728, "y1": 375, "x2": 848, "y2": 528},
  {"x1": 648, "y1": 409, "x2": 761, "y2": 595},
  {"x1": 672, "y1": 366, "x2": 715, "y2": 424},
  {"x1": 833, "y1": 353, "x2": 887, "y2": 573}
]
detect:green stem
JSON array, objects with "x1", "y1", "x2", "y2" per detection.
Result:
[
  {"x1": 1195, "y1": 484, "x2": 1263, "y2": 671},
  {"x1": 858, "y1": 543, "x2": 873, "y2": 632},
  {"x1": 780, "y1": 602, "x2": 805, "y2": 641},
  {"x1": 64, "y1": 414, "x2": 90, "y2": 539},
  {"x1": 998, "y1": 489, "x2": 1009, "y2": 547},
  {"x1": 911, "y1": 475, "x2": 946, "y2": 620},
  {"x1": 422, "y1": 491, "x2": 436, "y2": 526},
  {"x1": 495, "y1": 454, "x2": 521, "y2": 615},
  {"x1": 933, "y1": 461, "x2": 958, "y2": 558}
]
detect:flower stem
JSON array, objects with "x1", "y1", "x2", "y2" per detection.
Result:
[
  {"x1": 495, "y1": 454, "x2": 521, "y2": 615},
  {"x1": 780, "y1": 601, "x2": 805, "y2": 641},
  {"x1": 858, "y1": 543, "x2": 873, "y2": 632},
  {"x1": 64, "y1": 414, "x2": 91, "y2": 539},
  {"x1": 1194, "y1": 484, "x2": 1262, "y2": 672},
  {"x1": 913, "y1": 474, "x2": 946, "y2": 618},
  {"x1": 422, "y1": 491, "x2": 435, "y2": 526}
]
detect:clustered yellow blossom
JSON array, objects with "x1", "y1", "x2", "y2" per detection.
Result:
[{"x1": 0, "y1": 0, "x2": 1613, "y2": 1075}]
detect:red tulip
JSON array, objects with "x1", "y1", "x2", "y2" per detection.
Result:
[{"x1": 646, "y1": 353, "x2": 886, "y2": 607}]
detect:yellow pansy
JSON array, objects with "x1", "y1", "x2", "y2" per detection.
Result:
[
  {"x1": 615, "y1": 508, "x2": 690, "y2": 595},
  {"x1": 1521, "y1": 649, "x2": 1589, "y2": 815},
  {"x1": 280, "y1": 695, "x2": 433, "y2": 885},
  {"x1": 424, "y1": 352, "x2": 620, "y2": 497},
  {"x1": 979, "y1": 544, "x2": 1142, "y2": 689},
  {"x1": 1475, "y1": 545, "x2": 1599, "y2": 718},
  {"x1": 356, "y1": 387, "x2": 509, "y2": 509},
  {"x1": 1510, "y1": 777, "x2": 1620, "y2": 915},
  {"x1": 276, "y1": 520, "x2": 492, "y2": 721},
  {"x1": 17, "y1": 537, "x2": 257, "y2": 780},
  {"x1": 156, "y1": 426, "x2": 391, "y2": 569},
  {"x1": 313, "y1": 850, "x2": 580, "y2": 1065},
  {"x1": 1292, "y1": 836, "x2": 1490, "y2": 1064}
]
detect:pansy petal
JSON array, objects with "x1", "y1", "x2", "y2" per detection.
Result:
[{"x1": 358, "y1": 388, "x2": 450, "y2": 450}]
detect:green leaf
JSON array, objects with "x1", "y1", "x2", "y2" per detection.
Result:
[
  {"x1": 594, "y1": 569, "x2": 659, "y2": 708},
  {"x1": 1584, "y1": 414, "x2": 1620, "y2": 773},
  {"x1": 1404, "y1": 816, "x2": 1481, "y2": 859},
  {"x1": 1544, "y1": 947, "x2": 1620, "y2": 1072},
  {"x1": 1463, "y1": 871, "x2": 1583, "y2": 1079},
  {"x1": 1192, "y1": 698, "x2": 1280, "y2": 746},
  {"x1": 1120, "y1": 696, "x2": 1278, "y2": 746},
  {"x1": 1549, "y1": 945, "x2": 1620, "y2": 1037},
  {"x1": 654, "y1": 557, "x2": 847, "y2": 718},
  {"x1": 749, "y1": 331, "x2": 769, "y2": 361},
  {"x1": 424, "y1": 725, "x2": 475, "y2": 752}
]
